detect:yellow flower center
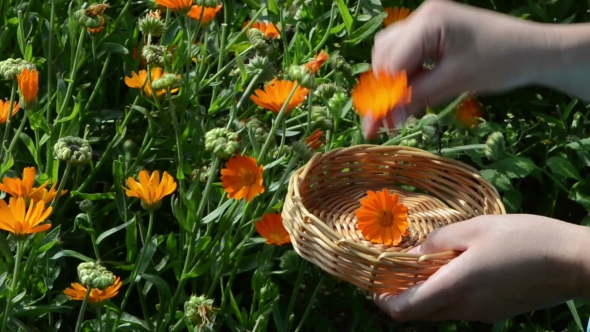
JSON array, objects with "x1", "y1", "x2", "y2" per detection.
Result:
[{"x1": 379, "y1": 211, "x2": 395, "y2": 227}]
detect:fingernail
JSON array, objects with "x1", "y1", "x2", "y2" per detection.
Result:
[{"x1": 393, "y1": 107, "x2": 408, "y2": 130}]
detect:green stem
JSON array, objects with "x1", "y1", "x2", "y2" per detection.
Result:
[
  {"x1": 57, "y1": 27, "x2": 86, "y2": 134},
  {"x1": 0, "y1": 111, "x2": 28, "y2": 179},
  {"x1": 293, "y1": 277, "x2": 324, "y2": 332},
  {"x1": 113, "y1": 211, "x2": 155, "y2": 331},
  {"x1": 304, "y1": 86, "x2": 314, "y2": 137},
  {"x1": 382, "y1": 130, "x2": 422, "y2": 146},
  {"x1": 83, "y1": 52, "x2": 112, "y2": 113},
  {"x1": 74, "y1": 288, "x2": 92, "y2": 332},
  {"x1": 211, "y1": 22, "x2": 228, "y2": 102},
  {"x1": 0, "y1": 240, "x2": 24, "y2": 332},
  {"x1": 227, "y1": 72, "x2": 261, "y2": 129},
  {"x1": 259, "y1": 84, "x2": 301, "y2": 160},
  {"x1": 284, "y1": 260, "x2": 307, "y2": 332},
  {"x1": 86, "y1": 211, "x2": 100, "y2": 260},
  {"x1": 1, "y1": 81, "x2": 17, "y2": 159},
  {"x1": 168, "y1": 90, "x2": 184, "y2": 182},
  {"x1": 96, "y1": 305, "x2": 104, "y2": 332},
  {"x1": 51, "y1": 162, "x2": 72, "y2": 209},
  {"x1": 435, "y1": 144, "x2": 486, "y2": 155}
]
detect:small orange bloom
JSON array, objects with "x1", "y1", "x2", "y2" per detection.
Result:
[
  {"x1": 30, "y1": 182, "x2": 67, "y2": 205},
  {"x1": 220, "y1": 154, "x2": 265, "y2": 202},
  {"x1": 124, "y1": 68, "x2": 179, "y2": 98},
  {"x1": 124, "y1": 170, "x2": 177, "y2": 210},
  {"x1": 255, "y1": 213, "x2": 290, "y2": 246},
  {"x1": 455, "y1": 97, "x2": 483, "y2": 128},
  {"x1": 351, "y1": 70, "x2": 411, "y2": 121},
  {"x1": 0, "y1": 167, "x2": 54, "y2": 202},
  {"x1": 154, "y1": 0, "x2": 193, "y2": 12},
  {"x1": 250, "y1": 79, "x2": 308, "y2": 114},
  {"x1": 303, "y1": 50, "x2": 329, "y2": 74},
  {"x1": 305, "y1": 129, "x2": 326, "y2": 149},
  {"x1": 355, "y1": 189, "x2": 409, "y2": 246},
  {"x1": 87, "y1": 16, "x2": 106, "y2": 34},
  {"x1": 188, "y1": 5, "x2": 223, "y2": 24},
  {"x1": 16, "y1": 68, "x2": 39, "y2": 110},
  {"x1": 383, "y1": 7, "x2": 411, "y2": 27},
  {"x1": 0, "y1": 197, "x2": 53, "y2": 236},
  {"x1": 64, "y1": 276, "x2": 122, "y2": 304},
  {"x1": 243, "y1": 21, "x2": 280, "y2": 38},
  {"x1": 0, "y1": 100, "x2": 20, "y2": 124}
]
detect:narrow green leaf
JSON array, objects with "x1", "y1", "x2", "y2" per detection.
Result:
[
  {"x1": 139, "y1": 273, "x2": 172, "y2": 300},
  {"x1": 135, "y1": 238, "x2": 158, "y2": 280},
  {"x1": 194, "y1": 236, "x2": 212, "y2": 255},
  {"x1": 18, "y1": 132, "x2": 40, "y2": 166},
  {"x1": 96, "y1": 218, "x2": 135, "y2": 245},
  {"x1": 69, "y1": 191, "x2": 116, "y2": 200},
  {"x1": 38, "y1": 225, "x2": 61, "y2": 253},
  {"x1": 100, "y1": 42, "x2": 129, "y2": 55},
  {"x1": 546, "y1": 156, "x2": 582, "y2": 181},
  {"x1": 50, "y1": 249, "x2": 93, "y2": 262},
  {"x1": 566, "y1": 300, "x2": 584, "y2": 332},
  {"x1": 267, "y1": 0, "x2": 278, "y2": 14},
  {"x1": 336, "y1": 0, "x2": 353, "y2": 33},
  {"x1": 344, "y1": 12, "x2": 388, "y2": 45}
]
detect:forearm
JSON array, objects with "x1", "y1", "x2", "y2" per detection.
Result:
[{"x1": 530, "y1": 23, "x2": 590, "y2": 101}]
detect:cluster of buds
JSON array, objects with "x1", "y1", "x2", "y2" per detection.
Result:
[
  {"x1": 311, "y1": 106, "x2": 334, "y2": 131},
  {"x1": 485, "y1": 131, "x2": 506, "y2": 161},
  {"x1": 0, "y1": 58, "x2": 35, "y2": 80},
  {"x1": 191, "y1": 164, "x2": 212, "y2": 183},
  {"x1": 54, "y1": 136, "x2": 93, "y2": 166},
  {"x1": 245, "y1": 55, "x2": 274, "y2": 83},
  {"x1": 77, "y1": 261, "x2": 115, "y2": 290},
  {"x1": 327, "y1": 91, "x2": 348, "y2": 114},
  {"x1": 287, "y1": 64, "x2": 314, "y2": 89},
  {"x1": 331, "y1": 55, "x2": 352, "y2": 75},
  {"x1": 142, "y1": 45, "x2": 172, "y2": 67},
  {"x1": 314, "y1": 83, "x2": 340, "y2": 100},
  {"x1": 204, "y1": 128, "x2": 239, "y2": 159},
  {"x1": 139, "y1": 10, "x2": 165, "y2": 37},
  {"x1": 247, "y1": 29, "x2": 270, "y2": 56},
  {"x1": 184, "y1": 295, "x2": 217, "y2": 331},
  {"x1": 151, "y1": 73, "x2": 180, "y2": 90},
  {"x1": 420, "y1": 114, "x2": 439, "y2": 141},
  {"x1": 245, "y1": 117, "x2": 270, "y2": 145}
]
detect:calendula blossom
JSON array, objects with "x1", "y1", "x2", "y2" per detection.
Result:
[
  {"x1": 124, "y1": 170, "x2": 177, "y2": 210},
  {"x1": 355, "y1": 189, "x2": 409, "y2": 246}
]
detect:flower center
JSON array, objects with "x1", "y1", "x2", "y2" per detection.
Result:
[
  {"x1": 379, "y1": 211, "x2": 395, "y2": 227},
  {"x1": 242, "y1": 172, "x2": 257, "y2": 186}
]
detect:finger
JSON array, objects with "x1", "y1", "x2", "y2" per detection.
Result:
[{"x1": 418, "y1": 215, "x2": 484, "y2": 255}]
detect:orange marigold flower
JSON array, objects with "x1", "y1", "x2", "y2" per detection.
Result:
[
  {"x1": 220, "y1": 154, "x2": 265, "y2": 202},
  {"x1": 250, "y1": 79, "x2": 308, "y2": 114},
  {"x1": 188, "y1": 5, "x2": 223, "y2": 24},
  {"x1": 30, "y1": 182, "x2": 67, "y2": 205},
  {"x1": 0, "y1": 197, "x2": 53, "y2": 237},
  {"x1": 0, "y1": 100, "x2": 20, "y2": 124},
  {"x1": 16, "y1": 68, "x2": 39, "y2": 110},
  {"x1": 0, "y1": 167, "x2": 60, "y2": 203},
  {"x1": 124, "y1": 68, "x2": 179, "y2": 98},
  {"x1": 255, "y1": 213, "x2": 290, "y2": 246},
  {"x1": 64, "y1": 276, "x2": 122, "y2": 304},
  {"x1": 305, "y1": 129, "x2": 326, "y2": 149},
  {"x1": 303, "y1": 50, "x2": 329, "y2": 74},
  {"x1": 355, "y1": 189, "x2": 409, "y2": 246},
  {"x1": 455, "y1": 97, "x2": 483, "y2": 128},
  {"x1": 87, "y1": 16, "x2": 106, "y2": 34},
  {"x1": 383, "y1": 7, "x2": 411, "y2": 27},
  {"x1": 154, "y1": 0, "x2": 193, "y2": 12},
  {"x1": 351, "y1": 70, "x2": 411, "y2": 121},
  {"x1": 124, "y1": 170, "x2": 177, "y2": 210},
  {"x1": 243, "y1": 21, "x2": 280, "y2": 38}
]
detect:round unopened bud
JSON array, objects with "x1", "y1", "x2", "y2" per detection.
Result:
[
  {"x1": 79, "y1": 200, "x2": 94, "y2": 213},
  {"x1": 245, "y1": 117, "x2": 270, "y2": 145},
  {"x1": 139, "y1": 11, "x2": 166, "y2": 37},
  {"x1": 185, "y1": 295, "x2": 217, "y2": 328},
  {"x1": 204, "y1": 128, "x2": 239, "y2": 159},
  {"x1": 0, "y1": 58, "x2": 36, "y2": 80},
  {"x1": 331, "y1": 55, "x2": 352, "y2": 75},
  {"x1": 74, "y1": 9, "x2": 103, "y2": 28},
  {"x1": 142, "y1": 45, "x2": 171, "y2": 67},
  {"x1": 151, "y1": 73, "x2": 180, "y2": 90},
  {"x1": 247, "y1": 29, "x2": 269, "y2": 55},
  {"x1": 485, "y1": 131, "x2": 505, "y2": 161},
  {"x1": 399, "y1": 138, "x2": 418, "y2": 147},
  {"x1": 245, "y1": 55, "x2": 274, "y2": 82},
  {"x1": 421, "y1": 113, "x2": 438, "y2": 127},
  {"x1": 328, "y1": 91, "x2": 348, "y2": 113},
  {"x1": 77, "y1": 261, "x2": 115, "y2": 290},
  {"x1": 54, "y1": 136, "x2": 93, "y2": 166},
  {"x1": 421, "y1": 125, "x2": 437, "y2": 140},
  {"x1": 287, "y1": 64, "x2": 314, "y2": 89},
  {"x1": 314, "y1": 83, "x2": 339, "y2": 100},
  {"x1": 311, "y1": 107, "x2": 334, "y2": 131},
  {"x1": 123, "y1": 139, "x2": 139, "y2": 155}
]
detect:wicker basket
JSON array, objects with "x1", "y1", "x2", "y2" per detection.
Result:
[{"x1": 282, "y1": 145, "x2": 505, "y2": 294}]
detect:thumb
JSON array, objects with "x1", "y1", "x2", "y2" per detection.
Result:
[{"x1": 418, "y1": 219, "x2": 478, "y2": 255}]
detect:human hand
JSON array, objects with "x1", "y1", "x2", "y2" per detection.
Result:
[
  {"x1": 364, "y1": 0, "x2": 556, "y2": 138},
  {"x1": 373, "y1": 214, "x2": 590, "y2": 323}
]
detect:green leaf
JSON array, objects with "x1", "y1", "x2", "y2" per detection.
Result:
[
  {"x1": 240, "y1": 0, "x2": 261, "y2": 10},
  {"x1": 135, "y1": 238, "x2": 158, "y2": 280},
  {"x1": 139, "y1": 273, "x2": 171, "y2": 300},
  {"x1": 1, "y1": 154, "x2": 14, "y2": 174},
  {"x1": 38, "y1": 225, "x2": 61, "y2": 253},
  {"x1": 344, "y1": 12, "x2": 388, "y2": 45},
  {"x1": 96, "y1": 218, "x2": 135, "y2": 245},
  {"x1": 486, "y1": 156, "x2": 536, "y2": 179},
  {"x1": 546, "y1": 156, "x2": 582, "y2": 181},
  {"x1": 571, "y1": 179, "x2": 590, "y2": 211},
  {"x1": 336, "y1": 0, "x2": 353, "y2": 34},
  {"x1": 480, "y1": 169, "x2": 512, "y2": 192},
  {"x1": 566, "y1": 300, "x2": 584, "y2": 332},
  {"x1": 502, "y1": 190, "x2": 523, "y2": 213},
  {"x1": 566, "y1": 138, "x2": 590, "y2": 151},
  {"x1": 69, "y1": 191, "x2": 116, "y2": 200},
  {"x1": 202, "y1": 199, "x2": 234, "y2": 224},
  {"x1": 267, "y1": 0, "x2": 278, "y2": 14},
  {"x1": 100, "y1": 42, "x2": 129, "y2": 55},
  {"x1": 351, "y1": 63, "x2": 371, "y2": 75},
  {"x1": 18, "y1": 132, "x2": 40, "y2": 166},
  {"x1": 50, "y1": 249, "x2": 93, "y2": 262},
  {"x1": 194, "y1": 236, "x2": 212, "y2": 255}
]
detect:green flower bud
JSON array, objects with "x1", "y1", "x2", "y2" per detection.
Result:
[
  {"x1": 0, "y1": 58, "x2": 36, "y2": 80},
  {"x1": 245, "y1": 55, "x2": 274, "y2": 82},
  {"x1": 279, "y1": 250, "x2": 301, "y2": 274},
  {"x1": 79, "y1": 199, "x2": 94, "y2": 213},
  {"x1": 184, "y1": 295, "x2": 217, "y2": 329},
  {"x1": 331, "y1": 55, "x2": 352, "y2": 75},
  {"x1": 142, "y1": 45, "x2": 171, "y2": 67},
  {"x1": 327, "y1": 91, "x2": 348, "y2": 114},
  {"x1": 310, "y1": 106, "x2": 334, "y2": 131},
  {"x1": 399, "y1": 138, "x2": 418, "y2": 147},
  {"x1": 77, "y1": 261, "x2": 115, "y2": 290},
  {"x1": 421, "y1": 125, "x2": 437, "y2": 140},
  {"x1": 245, "y1": 117, "x2": 270, "y2": 145},
  {"x1": 151, "y1": 73, "x2": 180, "y2": 90},
  {"x1": 197, "y1": 165, "x2": 212, "y2": 183},
  {"x1": 314, "y1": 83, "x2": 339, "y2": 100},
  {"x1": 123, "y1": 139, "x2": 139, "y2": 155},
  {"x1": 485, "y1": 131, "x2": 505, "y2": 161},
  {"x1": 74, "y1": 9, "x2": 103, "y2": 28},
  {"x1": 139, "y1": 11, "x2": 166, "y2": 37},
  {"x1": 287, "y1": 64, "x2": 315, "y2": 89},
  {"x1": 204, "y1": 128, "x2": 239, "y2": 159},
  {"x1": 292, "y1": 140, "x2": 313, "y2": 161},
  {"x1": 247, "y1": 29, "x2": 269, "y2": 56},
  {"x1": 272, "y1": 145, "x2": 292, "y2": 159},
  {"x1": 421, "y1": 113, "x2": 438, "y2": 127},
  {"x1": 54, "y1": 136, "x2": 93, "y2": 166}
]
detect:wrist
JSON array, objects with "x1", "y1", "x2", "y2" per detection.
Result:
[{"x1": 572, "y1": 224, "x2": 590, "y2": 299}]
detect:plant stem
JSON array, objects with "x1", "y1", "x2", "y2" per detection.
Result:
[
  {"x1": 293, "y1": 277, "x2": 324, "y2": 332},
  {"x1": 51, "y1": 162, "x2": 72, "y2": 209},
  {"x1": 168, "y1": 90, "x2": 185, "y2": 182},
  {"x1": 259, "y1": 84, "x2": 301, "y2": 160},
  {"x1": 1, "y1": 81, "x2": 17, "y2": 160},
  {"x1": 96, "y1": 305, "x2": 104, "y2": 332},
  {"x1": 83, "y1": 52, "x2": 112, "y2": 113},
  {"x1": 0, "y1": 240, "x2": 24, "y2": 332},
  {"x1": 0, "y1": 110, "x2": 28, "y2": 179},
  {"x1": 74, "y1": 288, "x2": 92, "y2": 332},
  {"x1": 113, "y1": 210, "x2": 155, "y2": 331},
  {"x1": 86, "y1": 211, "x2": 101, "y2": 260},
  {"x1": 228, "y1": 72, "x2": 261, "y2": 129},
  {"x1": 284, "y1": 260, "x2": 307, "y2": 332}
]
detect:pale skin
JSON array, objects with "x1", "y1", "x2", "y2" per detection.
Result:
[{"x1": 366, "y1": 0, "x2": 590, "y2": 323}]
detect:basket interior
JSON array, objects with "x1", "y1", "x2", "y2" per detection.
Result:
[{"x1": 297, "y1": 149, "x2": 498, "y2": 250}]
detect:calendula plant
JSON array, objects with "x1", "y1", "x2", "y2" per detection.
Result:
[{"x1": 0, "y1": 0, "x2": 589, "y2": 331}]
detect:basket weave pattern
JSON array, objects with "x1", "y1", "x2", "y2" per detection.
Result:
[{"x1": 282, "y1": 145, "x2": 505, "y2": 294}]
